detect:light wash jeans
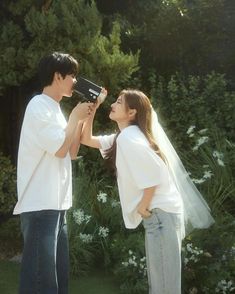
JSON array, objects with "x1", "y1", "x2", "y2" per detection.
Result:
[
  {"x1": 19, "y1": 210, "x2": 69, "y2": 294},
  {"x1": 143, "y1": 208, "x2": 182, "y2": 294}
]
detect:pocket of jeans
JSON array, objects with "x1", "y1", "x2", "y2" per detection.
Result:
[{"x1": 143, "y1": 212, "x2": 163, "y2": 231}]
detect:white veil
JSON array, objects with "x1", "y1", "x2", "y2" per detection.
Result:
[{"x1": 151, "y1": 108, "x2": 215, "y2": 238}]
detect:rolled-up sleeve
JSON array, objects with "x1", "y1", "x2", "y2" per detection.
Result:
[{"x1": 98, "y1": 134, "x2": 116, "y2": 157}]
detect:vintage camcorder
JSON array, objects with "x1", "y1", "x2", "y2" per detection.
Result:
[{"x1": 73, "y1": 77, "x2": 103, "y2": 102}]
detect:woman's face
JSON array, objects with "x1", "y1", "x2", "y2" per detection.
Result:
[{"x1": 109, "y1": 95, "x2": 132, "y2": 124}]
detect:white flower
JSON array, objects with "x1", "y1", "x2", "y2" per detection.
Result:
[
  {"x1": 213, "y1": 150, "x2": 225, "y2": 167},
  {"x1": 73, "y1": 209, "x2": 91, "y2": 225},
  {"x1": 186, "y1": 243, "x2": 193, "y2": 252},
  {"x1": 213, "y1": 150, "x2": 222, "y2": 158},
  {"x1": 79, "y1": 233, "x2": 93, "y2": 243},
  {"x1": 128, "y1": 257, "x2": 137, "y2": 267},
  {"x1": 140, "y1": 257, "x2": 146, "y2": 262},
  {"x1": 184, "y1": 243, "x2": 204, "y2": 265},
  {"x1": 111, "y1": 199, "x2": 120, "y2": 208},
  {"x1": 184, "y1": 257, "x2": 189, "y2": 265},
  {"x1": 139, "y1": 257, "x2": 147, "y2": 270},
  {"x1": 217, "y1": 158, "x2": 225, "y2": 167},
  {"x1": 203, "y1": 164, "x2": 209, "y2": 169},
  {"x1": 216, "y1": 280, "x2": 235, "y2": 293},
  {"x1": 187, "y1": 125, "x2": 196, "y2": 135},
  {"x1": 192, "y1": 136, "x2": 209, "y2": 151},
  {"x1": 198, "y1": 128, "x2": 208, "y2": 134},
  {"x1": 203, "y1": 170, "x2": 213, "y2": 179},
  {"x1": 97, "y1": 191, "x2": 107, "y2": 203},
  {"x1": 98, "y1": 226, "x2": 109, "y2": 238},
  {"x1": 121, "y1": 253, "x2": 147, "y2": 276},
  {"x1": 121, "y1": 261, "x2": 129, "y2": 267},
  {"x1": 191, "y1": 170, "x2": 213, "y2": 185},
  {"x1": 192, "y1": 178, "x2": 206, "y2": 184}
]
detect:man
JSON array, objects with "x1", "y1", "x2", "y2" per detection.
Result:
[{"x1": 13, "y1": 52, "x2": 92, "y2": 294}]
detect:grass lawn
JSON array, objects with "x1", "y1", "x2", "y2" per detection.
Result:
[{"x1": 0, "y1": 260, "x2": 121, "y2": 294}]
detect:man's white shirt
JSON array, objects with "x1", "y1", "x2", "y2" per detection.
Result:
[{"x1": 14, "y1": 94, "x2": 72, "y2": 214}]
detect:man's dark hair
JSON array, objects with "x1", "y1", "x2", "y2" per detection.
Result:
[{"x1": 38, "y1": 52, "x2": 79, "y2": 88}]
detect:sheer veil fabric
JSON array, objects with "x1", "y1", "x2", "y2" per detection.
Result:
[{"x1": 151, "y1": 108, "x2": 215, "y2": 238}]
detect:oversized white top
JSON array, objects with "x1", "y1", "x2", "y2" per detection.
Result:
[
  {"x1": 13, "y1": 94, "x2": 72, "y2": 214},
  {"x1": 99, "y1": 125, "x2": 183, "y2": 229}
]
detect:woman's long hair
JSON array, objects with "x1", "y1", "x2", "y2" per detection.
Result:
[{"x1": 104, "y1": 89, "x2": 165, "y2": 171}]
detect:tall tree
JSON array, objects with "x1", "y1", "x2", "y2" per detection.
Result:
[
  {"x1": 96, "y1": 0, "x2": 235, "y2": 85},
  {"x1": 0, "y1": 0, "x2": 138, "y2": 161}
]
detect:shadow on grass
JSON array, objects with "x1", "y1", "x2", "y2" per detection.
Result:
[{"x1": 0, "y1": 260, "x2": 120, "y2": 294}]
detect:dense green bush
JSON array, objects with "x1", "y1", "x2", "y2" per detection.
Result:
[
  {"x1": 0, "y1": 152, "x2": 17, "y2": 215},
  {"x1": 68, "y1": 158, "x2": 123, "y2": 275},
  {"x1": 182, "y1": 215, "x2": 235, "y2": 294},
  {"x1": 0, "y1": 0, "x2": 139, "y2": 94},
  {"x1": 149, "y1": 72, "x2": 235, "y2": 151},
  {"x1": 182, "y1": 127, "x2": 235, "y2": 216},
  {"x1": 0, "y1": 216, "x2": 22, "y2": 259},
  {"x1": 0, "y1": 153, "x2": 21, "y2": 258}
]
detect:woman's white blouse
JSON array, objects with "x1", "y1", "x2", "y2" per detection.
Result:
[{"x1": 98, "y1": 125, "x2": 183, "y2": 229}]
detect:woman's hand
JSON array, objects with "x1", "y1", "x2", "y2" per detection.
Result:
[
  {"x1": 137, "y1": 203, "x2": 152, "y2": 219},
  {"x1": 137, "y1": 186, "x2": 157, "y2": 218},
  {"x1": 96, "y1": 88, "x2": 107, "y2": 108}
]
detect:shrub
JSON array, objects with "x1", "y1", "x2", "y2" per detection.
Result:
[
  {"x1": 182, "y1": 126, "x2": 235, "y2": 216},
  {"x1": 0, "y1": 152, "x2": 17, "y2": 215},
  {"x1": 68, "y1": 157, "x2": 123, "y2": 276},
  {"x1": 110, "y1": 231, "x2": 148, "y2": 294},
  {"x1": 182, "y1": 214, "x2": 235, "y2": 294},
  {"x1": 149, "y1": 72, "x2": 235, "y2": 151}
]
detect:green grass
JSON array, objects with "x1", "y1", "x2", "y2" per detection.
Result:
[{"x1": 0, "y1": 260, "x2": 120, "y2": 294}]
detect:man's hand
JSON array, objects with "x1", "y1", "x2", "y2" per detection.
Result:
[{"x1": 70, "y1": 102, "x2": 93, "y2": 121}]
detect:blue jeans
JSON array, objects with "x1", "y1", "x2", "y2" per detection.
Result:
[
  {"x1": 19, "y1": 210, "x2": 69, "y2": 294},
  {"x1": 143, "y1": 208, "x2": 182, "y2": 294}
]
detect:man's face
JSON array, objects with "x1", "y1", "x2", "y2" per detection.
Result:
[{"x1": 59, "y1": 74, "x2": 77, "y2": 97}]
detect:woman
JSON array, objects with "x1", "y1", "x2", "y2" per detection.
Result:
[{"x1": 81, "y1": 89, "x2": 214, "y2": 294}]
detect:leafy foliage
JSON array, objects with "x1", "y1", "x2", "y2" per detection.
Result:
[
  {"x1": 0, "y1": 153, "x2": 17, "y2": 215},
  {"x1": 182, "y1": 215, "x2": 235, "y2": 294},
  {"x1": 0, "y1": 0, "x2": 138, "y2": 95},
  {"x1": 149, "y1": 72, "x2": 235, "y2": 152},
  {"x1": 97, "y1": 0, "x2": 235, "y2": 81}
]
